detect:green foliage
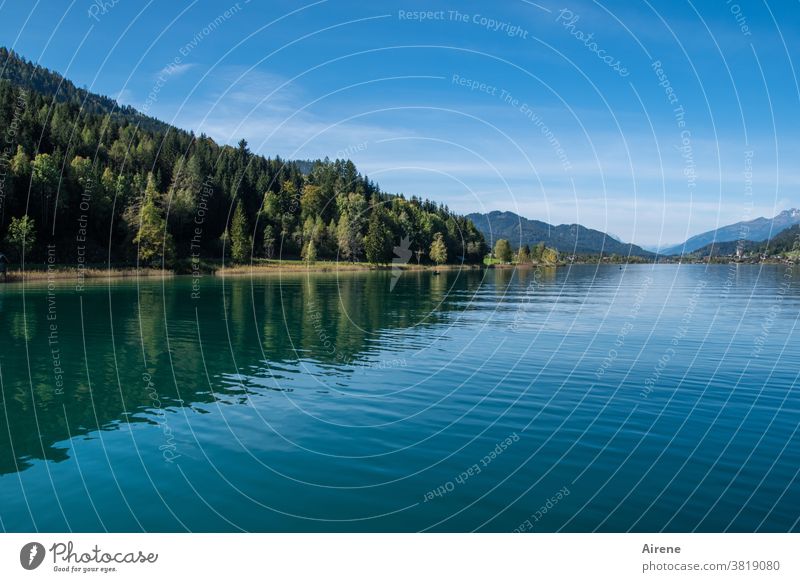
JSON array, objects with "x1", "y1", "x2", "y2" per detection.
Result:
[
  {"x1": 32, "y1": 152, "x2": 59, "y2": 189},
  {"x1": 430, "y1": 232, "x2": 447, "y2": 265},
  {"x1": 337, "y1": 213, "x2": 363, "y2": 261},
  {"x1": 541, "y1": 246, "x2": 559, "y2": 265},
  {"x1": 517, "y1": 243, "x2": 531, "y2": 264},
  {"x1": 494, "y1": 239, "x2": 512, "y2": 263},
  {"x1": 70, "y1": 155, "x2": 93, "y2": 188},
  {"x1": 32, "y1": 152, "x2": 59, "y2": 222},
  {"x1": 230, "y1": 200, "x2": 251, "y2": 263},
  {"x1": 365, "y1": 208, "x2": 393, "y2": 265},
  {"x1": 532, "y1": 241, "x2": 546, "y2": 262},
  {"x1": 303, "y1": 239, "x2": 317, "y2": 264},
  {"x1": 5, "y1": 215, "x2": 36, "y2": 258},
  {"x1": 10, "y1": 145, "x2": 30, "y2": 175},
  {"x1": 262, "y1": 224, "x2": 276, "y2": 259},
  {"x1": 300, "y1": 184, "x2": 325, "y2": 220},
  {"x1": 132, "y1": 178, "x2": 174, "y2": 267},
  {"x1": 0, "y1": 46, "x2": 486, "y2": 265}
]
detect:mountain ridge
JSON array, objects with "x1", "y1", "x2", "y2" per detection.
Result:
[
  {"x1": 689, "y1": 223, "x2": 800, "y2": 258},
  {"x1": 467, "y1": 210, "x2": 654, "y2": 256},
  {"x1": 660, "y1": 209, "x2": 800, "y2": 255}
]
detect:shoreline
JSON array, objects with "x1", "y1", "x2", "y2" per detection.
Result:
[
  {"x1": 214, "y1": 261, "x2": 480, "y2": 276},
  {"x1": 1, "y1": 267, "x2": 174, "y2": 283},
  {"x1": 2, "y1": 259, "x2": 795, "y2": 284},
  {"x1": 0, "y1": 261, "x2": 480, "y2": 283}
]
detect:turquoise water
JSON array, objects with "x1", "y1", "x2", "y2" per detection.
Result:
[{"x1": 0, "y1": 264, "x2": 798, "y2": 532}]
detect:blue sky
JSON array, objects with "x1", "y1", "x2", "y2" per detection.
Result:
[{"x1": 2, "y1": 0, "x2": 799, "y2": 247}]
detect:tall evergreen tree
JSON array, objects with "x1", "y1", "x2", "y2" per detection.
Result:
[
  {"x1": 365, "y1": 209, "x2": 393, "y2": 265},
  {"x1": 230, "y1": 200, "x2": 251, "y2": 263},
  {"x1": 133, "y1": 182, "x2": 173, "y2": 267}
]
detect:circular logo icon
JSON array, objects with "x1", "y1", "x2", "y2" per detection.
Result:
[{"x1": 19, "y1": 542, "x2": 45, "y2": 570}]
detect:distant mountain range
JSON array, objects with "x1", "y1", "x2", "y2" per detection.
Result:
[
  {"x1": 468, "y1": 208, "x2": 800, "y2": 259},
  {"x1": 689, "y1": 223, "x2": 800, "y2": 258},
  {"x1": 659, "y1": 209, "x2": 800, "y2": 255},
  {"x1": 466, "y1": 211, "x2": 653, "y2": 256}
]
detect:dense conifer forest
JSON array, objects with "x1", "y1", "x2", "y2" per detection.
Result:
[{"x1": 0, "y1": 47, "x2": 486, "y2": 267}]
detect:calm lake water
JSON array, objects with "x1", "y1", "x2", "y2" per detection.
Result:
[{"x1": 0, "y1": 264, "x2": 798, "y2": 532}]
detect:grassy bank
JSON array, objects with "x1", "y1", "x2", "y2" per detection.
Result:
[
  {"x1": 2, "y1": 265, "x2": 173, "y2": 282},
  {"x1": 486, "y1": 262, "x2": 562, "y2": 269},
  {"x1": 214, "y1": 260, "x2": 482, "y2": 276},
  {"x1": 0, "y1": 260, "x2": 482, "y2": 282}
]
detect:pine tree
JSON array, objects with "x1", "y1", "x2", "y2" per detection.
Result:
[
  {"x1": 134, "y1": 194, "x2": 174, "y2": 267},
  {"x1": 230, "y1": 200, "x2": 251, "y2": 263},
  {"x1": 365, "y1": 210, "x2": 392, "y2": 265}
]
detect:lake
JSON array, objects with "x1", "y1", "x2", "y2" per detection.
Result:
[{"x1": 0, "y1": 264, "x2": 798, "y2": 532}]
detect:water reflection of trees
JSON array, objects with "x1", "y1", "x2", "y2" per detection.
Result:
[{"x1": 0, "y1": 269, "x2": 484, "y2": 475}]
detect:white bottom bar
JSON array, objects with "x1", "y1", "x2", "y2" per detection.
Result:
[{"x1": 1, "y1": 534, "x2": 796, "y2": 581}]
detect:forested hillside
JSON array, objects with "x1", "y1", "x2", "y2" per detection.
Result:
[{"x1": 0, "y1": 47, "x2": 485, "y2": 267}]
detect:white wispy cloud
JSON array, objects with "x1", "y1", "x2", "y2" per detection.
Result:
[
  {"x1": 158, "y1": 65, "x2": 415, "y2": 158},
  {"x1": 160, "y1": 62, "x2": 196, "y2": 78}
]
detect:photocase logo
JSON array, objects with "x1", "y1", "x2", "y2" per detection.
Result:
[
  {"x1": 19, "y1": 542, "x2": 46, "y2": 570},
  {"x1": 390, "y1": 235, "x2": 413, "y2": 291}
]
